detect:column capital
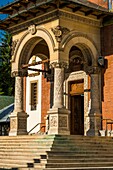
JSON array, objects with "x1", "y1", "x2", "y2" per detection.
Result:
[
  {"x1": 84, "y1": 66, "x2": 101, "y2": 75},
  {"x1": 11, "y1": 70, "x2": 28, "y2": 77},
  {"x1": 50, "y1": 61, "x2": 69, "y2": 69}
]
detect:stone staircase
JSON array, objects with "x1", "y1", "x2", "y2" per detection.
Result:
[{"x1": 0, "y1": 135, "x2": 113, "y2": 169}]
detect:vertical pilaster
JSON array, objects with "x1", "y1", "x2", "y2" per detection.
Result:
[
  {"x1": 9, "y1": 71, "x2": 28, "y2": 136},
  {"x1": 86, "y1": 66, "x2": 102, "y2": 136},
  {"x1": 48, "y1": 62, "x2": 70, "y2": 135}
]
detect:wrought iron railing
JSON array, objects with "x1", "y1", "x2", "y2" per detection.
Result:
[
  {"x1": 28, "y1": 122, "x2": 45, "y2": 134},
  {"x1": 102, "y1": 118, "x2": 113, "y2": 136}
]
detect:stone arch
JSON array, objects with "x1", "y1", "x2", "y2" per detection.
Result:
[
  {"x1": 12, "y1": 28, "x2": 55, "y2": 71},
  {"x1": 61, "y1": 31, "x2": 100, "y2": 66}
]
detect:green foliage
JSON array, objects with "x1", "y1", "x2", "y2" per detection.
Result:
[
  {"x1": 0, "y1": 96, "x2": 14, "y2": 110},
  {"x1": 0, "y1": 31, "x2": 15, "y2": 96}
]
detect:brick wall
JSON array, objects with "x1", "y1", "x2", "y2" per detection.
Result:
[
  {"x1": 102, "y1": 55, "x2": 113, "y2": 130},
  {"x1": 88, "y1": 0, "x2": 108, "y2": 8},
  {"x1": 41, "y1": 73, "x2": 50, "y2": 132},
  {"x1": 101, "y1": 24, "x2": 113, "y2": 56}
]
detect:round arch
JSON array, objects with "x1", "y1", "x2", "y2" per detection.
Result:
[
  {"x1": 12, "y1": 28, "x2": 55, "y2": 71},
  {"x1": 61, "y1": 31, "x2": 100, "y2": 66}
]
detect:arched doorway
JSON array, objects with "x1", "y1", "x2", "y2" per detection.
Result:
[
  {"x1": 9, "y1": 31, "x2": 52, "y2": 136},
  {"x1": 65, "y1": 45, "x2": 93, "y2": 135}
]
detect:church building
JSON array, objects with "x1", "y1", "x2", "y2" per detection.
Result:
[{"x1": 0, "y1": 0, "x2": 113, "y2": 137}]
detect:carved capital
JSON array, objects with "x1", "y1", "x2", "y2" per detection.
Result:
[
  {"x1": 51, "y1": 62, "x2": 69, "y2": 69},
  {"x1": 51, "y1": 26, "x2": 70, "y2": 42},
  {"x1": 28, "y1": 24, "x2": 36, "y2": 35},
  {"x1": 11, "y1": 70, "x2": 28, "y2": 77},
  {"x1": 85, "y1": 66, "x2": 100, "y2": 75}
]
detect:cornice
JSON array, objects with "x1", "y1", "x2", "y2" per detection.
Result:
[
  {"x1": 8, "y1": 9, "x2": 102, "y2": 35},
  {"x1": 59, "y1": 10, "x2": 102, "y2": 28}
]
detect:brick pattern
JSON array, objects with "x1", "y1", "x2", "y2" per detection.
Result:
[
  {"x1": 88, "y1": 0, "x2": 108, "y2": 8},
  {"x1": 102, "y1": 55, "x2": 113, "y2": 130},
  {"x1": 41, "y1": 73, "x2": 50, "y2": 132},
  {"x1": 101, "y1": 24, "x2": 113, "y2": 56}
]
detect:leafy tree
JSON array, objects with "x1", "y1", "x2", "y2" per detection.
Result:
[{"x1": 0, "y1": 31, "x2": 15, "y2": 96}]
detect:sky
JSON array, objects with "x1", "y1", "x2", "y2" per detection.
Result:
[
  {"x1": 0, "y1": 0, "x2": 14, "y2": 20},
  {"x1": 0, "y1": 0, "x2": 14, "y2": 42}
]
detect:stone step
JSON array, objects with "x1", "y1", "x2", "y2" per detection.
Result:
[
  {"x1": 44, "y1": 167, "x2": 113, "y2": 170},
  {"x1": 44, "y1": 162, "x2": 113, "y2": 168},
  {"x1": 47, "y1": 154, "x2": 113, "y2": 159},
  {"x1": 45, "y1": 158, "x2": 113, "y2": 163}
]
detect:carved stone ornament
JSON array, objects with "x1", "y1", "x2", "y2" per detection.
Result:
[
  {"x1": 28, "y1": 25, "x2": 36, "y2": 35},
  {"x1": 59, "y1": 116, "x2": 67, "y2": 128},
  {"x1": 50, "y1": 116, "x2": 57, "y2": 127},
  {"x1": 11, "y1": 39, "x2": 19, "y2": 56},
  {"x1": 85, "y1": 66, "x2": 100, "y2": 75},
  {"x1": 11, "y1": 70, "x2": 28, "y2": 77},
  {"x1": 51, "y1": 62, "x2": 69, "y2": 69},
  {"x1": 51, "y1": 26, "x2": 70, "y2": 42}
]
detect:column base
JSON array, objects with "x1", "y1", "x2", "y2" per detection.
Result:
[
  {"x1": 86, "y1": 129, "x2": 100, "y2": 136},
  {"x1": 86, "y1": 112, "x2": 102, "y2": 136},
  {"x1": 9, "y1": 111, "x2": 28, "y2": 136},
  {"x1": 47, "y1": 108, "x2": 70, "y2": 135}
]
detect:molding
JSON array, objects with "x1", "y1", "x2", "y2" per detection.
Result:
[
  {"x1": 11, "y1": 27, "x2": 55, "y2": 63},
  {"x1": 8, "y1": 10, "x2": 101, "y2": 35},
  {"x1": 59, "y1": 10, "x2": 102, "y2": 28}
]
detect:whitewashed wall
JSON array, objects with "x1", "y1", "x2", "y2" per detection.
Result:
[{"x1": 26, "y1": 56, "x2": 42, "y2": 134}]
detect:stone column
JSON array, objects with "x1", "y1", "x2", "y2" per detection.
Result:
[
  {"x1": 86, "y1": 66, "x2": 102, "y2": 136},
  {"x1": 9, "y1": 71, "x2": 28, "y2": 136},
  {"x1": 48, "y1": 62, "x2": 70, "y2": 135}
]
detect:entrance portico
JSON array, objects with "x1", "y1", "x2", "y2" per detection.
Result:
[{"x1": 0, "y1": 0, "x2": 106, "y2": 136}]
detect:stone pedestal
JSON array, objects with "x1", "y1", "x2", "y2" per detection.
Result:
[
  {"x1": 48, "y1": 108, "x2": 70, "y2": 135},
  {"x1": 9, "y1": 75, "x2": 28, "y2": 136},
  {"x1": 9, "y1": 111, "x2": 28, "y2": 136}
]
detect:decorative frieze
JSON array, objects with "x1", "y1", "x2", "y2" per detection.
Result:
[
  {"x1": 9, "y1": 10, "x2": 101, "y2": 34},
  {"x1": 59, "y1": 10, "x2": 101, "y2": 27}
]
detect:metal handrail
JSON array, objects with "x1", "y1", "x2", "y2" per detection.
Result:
[
  {"x1": 28, "y1": 122, "x2": 45, "y2": 134},
  {"x1": 102, "y1": 118, "x2": 113, "y2": 132}
]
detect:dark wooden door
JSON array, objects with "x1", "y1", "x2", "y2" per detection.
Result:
[{"x1": 70, "y1": 95, "x2": 84, "y2": 135}]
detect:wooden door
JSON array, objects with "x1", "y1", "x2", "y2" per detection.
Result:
[{"x1": 70, "y1": 80, "x2": 84, "y2": 135}]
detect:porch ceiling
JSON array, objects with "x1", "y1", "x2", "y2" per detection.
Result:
[{"x1": 0, "y1": 0, "x2": 113, "y2": 30}]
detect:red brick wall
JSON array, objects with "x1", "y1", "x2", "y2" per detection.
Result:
[
  {"x1": 41, "y1": 74, "x2": 50, "y2": 132},
  {"x1": 102, "y1": 55, "x2": 113, "y2": 130},
  {"x1": 88, "y1": 0, "x2": 108, "y2": 8},
  {"x1": 101, "y1": 24, "x2": 113, "y2": 56}
]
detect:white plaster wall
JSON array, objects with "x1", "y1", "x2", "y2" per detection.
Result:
[{"x1": 26, "y1": 57, "x2": 42, "y2": 134}]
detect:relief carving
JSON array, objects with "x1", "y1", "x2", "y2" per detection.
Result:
[
  {"x1": 10, "y1": 119, "x2": 17, "y2": 129},
  {"x1": 59, "y1": 116, "x2": 67, "y2": 128},
  {"x1": 11, "y1": 39, "x2": 19, "y2": 56},
  {"x1": 51, "y1": 62, "x2": 68, "y2": 69},
  {"x1": 50, "y1": 116, "x2": 57, "y2": 127},
  {"x1": 51, "y1": 26, "x2": 70, "y2": 42},
  {"x1": 28, "y1": 24, "x2": 36, "y2": 35},
  {"x1": 85, "y1": 66, "x2": 100, "y2": 75}
]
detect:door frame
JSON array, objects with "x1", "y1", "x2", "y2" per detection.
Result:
[{"x1": 64, "y1": 71, "x2": 89, "y2": 135}]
